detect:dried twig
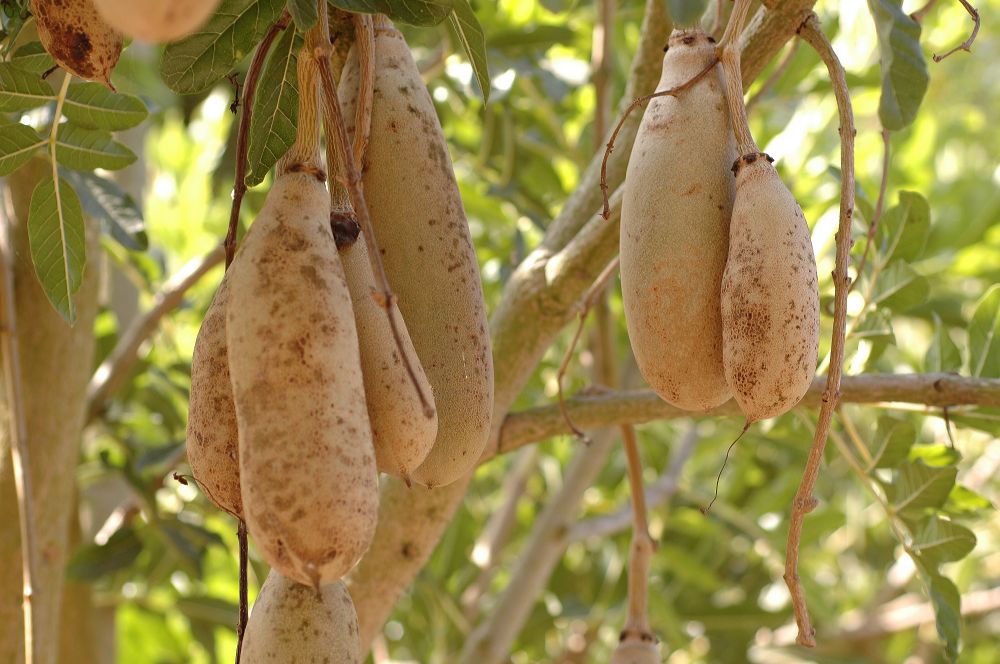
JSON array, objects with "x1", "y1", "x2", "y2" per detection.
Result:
[
  {"x1": 86, "y1": 245, "x2": 225, "y2": 422},
  {"x1": 932, "y1": 0, "x2": 980, "y2": 61},
  {"x1": 315, "y1": 14, "x2": 435, "y2": 418},
  {"x1": 224, "y1": 12, "x2": 293, "y2": 268},
  {"x1": 784, "y1": 13, "x2": 856, "y2": 647},
  {"x1": 0, "y1": 182, "x2": 37, "y2": 664},
  {"x1": 352, "y1": 14, "x2": 375, "y2": 166},
  {"x1": 618, "y1": 423, "x2": 656, "y2": 643},
  {"x1": 556, "y1": 257, "x2": 620, "y2": 440},
  {"x1": 850, "y1": 129, "x2": 890, "y2": 293},
  {"x1": 599, "y1": 60, "x2": 719, "y2": 218},
  {"x1": 234, "y1": 520, "x2": 249, "y2": 664}
]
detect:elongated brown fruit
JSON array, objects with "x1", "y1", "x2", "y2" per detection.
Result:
[
  {"x1": 338, "y1": 215, "x2": 438, "y2": 481},
  {"x1": 339, "y1": 17, "x2": 493, "y2": 487},
  {"x1": 92, "y1": 0, "x2": 221, "y2": 43},
  {"x1": 241, "y1": 571, "x2": 361, "y2": 663},
  {"x1": 226, "y1": 168, "x2": 378, "y2": 587},
  {"x1": 186, "y1": 277, "x2": 241, "y2": 517},
  {"x1": 620, "y1": 28, "x2": 736, "y2": 412},
  {"x1": 31, "y1": 0, "x2": 122, "y2": 88},
  {"x1": 721, "y1": 155, "x2": 819, "y2": 422}
]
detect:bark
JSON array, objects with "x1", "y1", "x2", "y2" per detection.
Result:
[{"x1": 0, "y1": 159, "x2": 101, "y2": 664}]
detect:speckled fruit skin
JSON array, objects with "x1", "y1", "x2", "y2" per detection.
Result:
[
  {"x1": 620, "y1": 28, "x2": 736, "y2": 412},
  {"x1": 30, "y1": 0, "x2": 122, "y2": 88},
  {"x1": 339, "y1": 18, "x2": 494, "y2": 488},
  {"x1": 339, "y1": 225, "x2": 438, "y2": 481},
  {"x1": 610, "y1": 639, "x2": 661, "y2": 664},
  {"x1": 226, "y1": 170, "x2": 378, "y2": 587},
  {"x1": 241, "y1": 571, "x2": 361, "y2": 664},
  {"x1": 92, "y1": 0, "x2": 221, "y2": 43},
  {"x1": 720, "y1": 156, "x2": 820, "y2": 423},
  {"x1": 186, "y1": 277, "x2": 241, "y2": 517}
]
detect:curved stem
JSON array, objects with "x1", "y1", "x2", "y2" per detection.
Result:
[
  {"x1": 783, "y1": 13, "x2": 856, "y2": 647},
  {"x1": 719, "y1": 43, "x2": 759, "y2": 157}
]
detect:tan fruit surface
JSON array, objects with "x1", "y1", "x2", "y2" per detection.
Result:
[
  {"x1": 186, "y1": 277, "x2": 241, "y2": 517},
  {"x1": 339, "y1": 221, "x2": 437, "y2": 481},
  {"x1": 93, "y1": 0, "x2": 221, "y2": 43},
  {"x1": 30, "y1": 0, "x2": 122, "y2": 87},
  {"x1": 339, "y1": 17, "x2": 493, "y2": 487},
  {"x1": 610, "y1": 639, "x2": 661, "y2": 664},
  {"x1": 721, "y1": 157, "x2": 820, "y2": 423},
  {"x1": 226, "y1": 169, "x2": 378, "y2": 587},
  {"x1": 620, "y1": 28, "x2": 736, "y2": 412},
  {"x1": 241, "y1": 571, "x2": 361, "y2": 663}
]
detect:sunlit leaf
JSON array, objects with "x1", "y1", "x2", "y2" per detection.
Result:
[
  {"x1": 0, "y1": 61, "x2": 54, "y2": 112},
  {"x1": 329, "y1": 0, "x2": 451, "y2": 26},
  {"x1": 912, "y1": 517, "x2": 976, "y2": 566},
  {"x1": 878, "y1": 191, "x2": 930, "y2": 264},
  {"x1": 969, "y1": 285, "x2": 1000, "y2": 377},
  {"x1": 889, "y1": 461, "x2": 957, "y2": 517},
  {"x1": 286, "y1": 0, "x2": 318, "y2": 29},
  {"x1": 27, "y1": 175, "x2": 87, "y2": 324},
  {"x1": 868, "y1": 0, "x2": 928, "y2": 130},
  {"x1": 869, "y1": 416, "x2": 914, "y2": 470},
  {"x1": 161, "y1": 0, "x2": 287, "y2": 95},
  {"x1": 870, "y1": 261, "x2": 928, "y2": 312},
  {"x1": 446, "y1": 0, "x2": 490, "y2": 101},
  {"x1": 0, "y1": 120, "x2": 45, "y2": 176},
  {"x1": 925, "y1": 313, "x2": 961, "y2": 373},
  {"x1": 55, "y1": 123, "x2": 137, "y2": 171},
  {"x1": 927, "y1": 572, "x2": 961, "y2": 662},
  {"x1": 246, "y1": 26, "x2": 300, "y2": 187},
  {"x1": 66, "y1": 526, "x2": 142, "y2": 581},
  {"x1": 10, "y1": 42, "x2": 57, "y2": 75},
  {"x1": 63, "y1": 82, "x2": 149, "y2": 131}
]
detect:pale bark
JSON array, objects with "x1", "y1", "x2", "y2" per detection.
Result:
[{"x1": 0, "y1": 158, "x2": 101, "y2": 664}]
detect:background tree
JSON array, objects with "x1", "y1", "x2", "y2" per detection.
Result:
[{"x1": 0, "y1": 0, "x2": 997, "y2": 662}]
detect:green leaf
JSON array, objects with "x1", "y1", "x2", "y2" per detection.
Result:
[
  {"x1": 246, "y1": 27, "x2": 300, "y2": 187},
  {"x1": 66, "y1": 526, "x2": 143, "y2": 581},
  {"x1": 27, "y1": 176, "x2": 87, "y2": 324},
  {"x1": 10, "y1": 42, "x2": 57, "y2": 75},
  {"x1": 0, "y1": 121, "x2": 45, "y2": 176},
  {"x1": 62, "y1": 170, "x2": 148, "y2": 250},
  {"x1": 175, "y1": 595, "x2": 239, "y2": 628},
  {"x1": 55, "y1": 123, "x2": 137, "y2": 171},
  {"x1": 878, "y1": 191, "x2": 930, "y2": 263},
  {"x1": 869, "y1": 416, "x2": 914, "y2": 470},
  {"x1": 969, "y1": 285, "x2": 1000, "y2": 377},
  {"x1": 0, "y1": 61, "x2": 54, "y2": 112},
  {"x1": 161, "y1": 0, "x2": 287, "y2": 95},
  {"x1": 63, "y1": 82, "x2": 149, "y2": 131},
  {"x1": 912, "y1": 517, "x2": 976, "y2": 566},
  {"x1": 927, "y1": 572, "x2": 961, "y2": 662},
  {"x1": 868, "y1": 0, "x2": 929, "y2": 130},
  {"x1": 925, "y1": 313, "x2": 961, "y2": 373},
  {"x1": 329, "y1": 0, "x2": 451, "y2": 26},
  {"x1": 446, "y1": 0, "x2": 490, "y2": 102},
  {"x1": 286, "y1": 0, "x2": 318, "y2": 30},
  {"x1": 667, "y1": 0, "x2": 708, "y2": 26},
  {"x1": 870, "y1": 261, "x2": 928, "y2": 312},
  {"x1": 889, "y1": 461, "x2": 957, "y2": 517}
]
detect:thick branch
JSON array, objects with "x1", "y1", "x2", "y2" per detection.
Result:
[
  {"x1": 85, "y1": 245, "x2": 225, "y2": 423},
  {"x1": 498, "y1": 374, "x2": 1000, "y2": 453}
]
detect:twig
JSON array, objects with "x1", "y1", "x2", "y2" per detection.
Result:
[
  {"x1": 0, "y1": 175, "x2": 37, "y2": 664},
  {"x1": 352, "y1": 14, "x2": 375, "y2": 166},
  {"x1": 315, "y1": 19, "x2": 435, "y2": 418},
  {"x1": 850, "y1": 129, "x2": 890, "y2": 293},
  {"x1": 599, "y1": 60, "x2": 719, "y2": 218},
  {"x1": 618, "y1": 423, "x2": 656, "y2": 642},
  {"x1": 234, "y1": 520, "x2": 248, "y2": 663},
  {"x1": 746, "y1": 38, "x2": 798, "y2": 112},
  {"x1": 556, "y1": 257, "x2": 620, "y2": 440},
  {"x1": 718, "y1": 0, "x2": 754, "y2": 50},
  {"x1": 570, "y1": 427, "x2": 698, "y2": 542},
  {"x1": 932, "y1": 0, "x2": 980, "y2": 61},
  {"x1": 499, "y1": 373, "x2": 1000, "y2": 453},
  {"x1": 224, "y1": 12, "x2": 292, "y2": 268},
  {"x1": 911, "y1": 0, "x2": 941, "y2": 23},
  {"x1": 591, "y1": 0, "x2": 615, "y2": 149},
  {"x1": 85, "y1": 245, "x2": 225, "y2": 422},
  {"x1": 784, "y1": 14, "x2": 856, "y2": 647}
]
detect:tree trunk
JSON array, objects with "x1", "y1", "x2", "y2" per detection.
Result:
[{"x1": 0, "y1": 158, "x2": 101, "y2": 664}]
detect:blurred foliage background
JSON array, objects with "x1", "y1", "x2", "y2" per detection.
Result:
[{"x1": 2, "y1": 0, "x2": 999, "y2": 662}]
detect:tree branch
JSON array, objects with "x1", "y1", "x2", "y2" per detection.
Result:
[
  {"x1": 498, "y1": 374, "x2": 1000, "y2": 453},
  {"x1": 85, "y1": 245, "x2": 225, "y2": 423}
]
